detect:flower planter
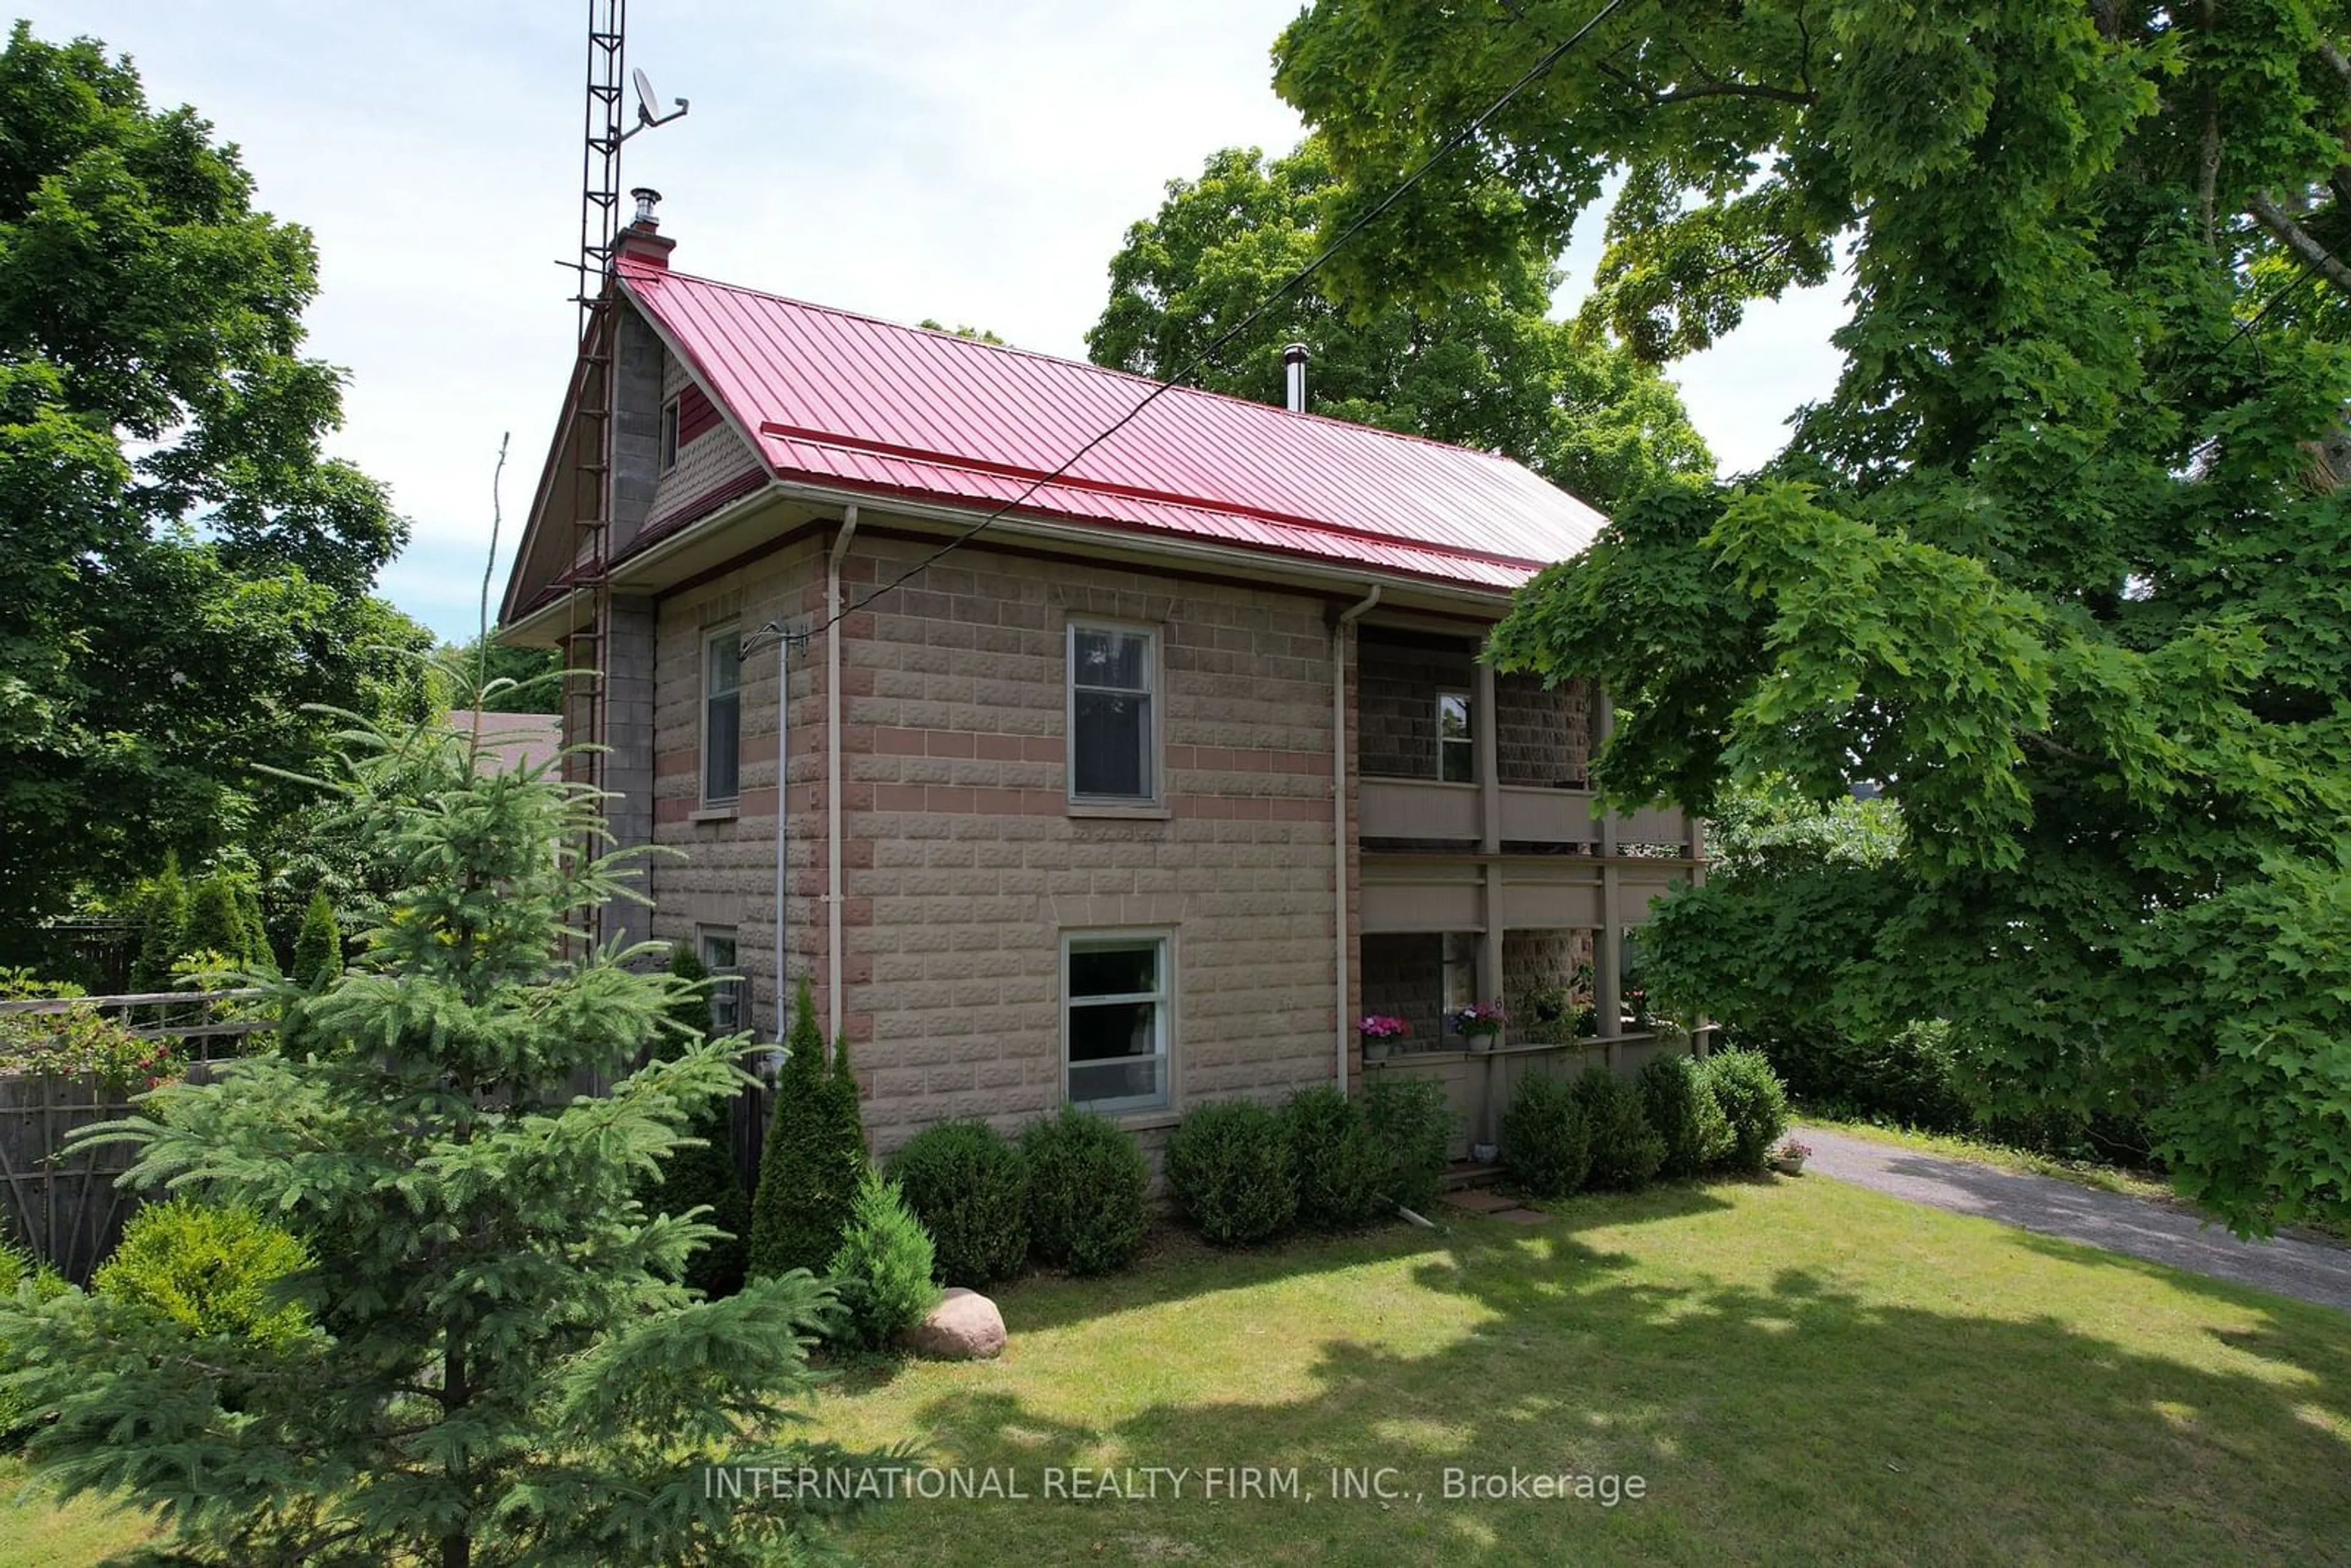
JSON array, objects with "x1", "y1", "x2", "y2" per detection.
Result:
[{"x1": 1771, "y1": 1153, "x2": 1807, "y2": 1176}]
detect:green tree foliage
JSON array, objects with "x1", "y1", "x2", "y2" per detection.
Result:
[
  {"x1": 290, "y1": 888, "x2": 342, "y2": 988},
  {"x1": 181, "y1": 871, "x2": 257, "y2": 970},
  {"x1": 0, "y1": 718, "x2": 887, "y2": 1564},
  {"x1": 644, "y1": 943, "x2": 751, "y2": 1299},
  {"x1": 915, "y1": 319, "x2": 1008, "y2": 345},
  {"x1": 0, "y1": 1239, "x2": 69, "y2": 1442},
  {"x1": 749, "y1": 978, "x2": 869, "y2": 1281},
  {"x1": 1280, "y1": 4, "x2": 2351, "y2": 1233},
  {"x1": 825, "y1": 1171, "x2": 940, "y2": 1351},
  {"x1": 0, "y1": 25, "x2": 435, "y2": 959},
  {"x1": 92, "y1": 1198, "x2": 310, "y2": 1349},
  {"x1": 1087, "y1": 139, "x2": 1711, "y2": 512},
  {"x1": 433, "y1": 634, "x2": 564, "y2": 715},
  {"x1": 129, "y1": 853, "x2": 186, "y2": 991}
]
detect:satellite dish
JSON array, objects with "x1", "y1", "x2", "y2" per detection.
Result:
[{"x1": 624, "y1": 66, "x2": 689, "y2": 137}]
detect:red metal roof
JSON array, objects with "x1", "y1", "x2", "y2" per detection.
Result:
[{"x1": 618, "y1": 259, "x2": 1605, "y2": 591}]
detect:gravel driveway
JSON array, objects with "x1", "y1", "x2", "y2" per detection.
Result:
[{"x1": 1793, "y1": 1123, "x2": 2351, "y2": 1313}]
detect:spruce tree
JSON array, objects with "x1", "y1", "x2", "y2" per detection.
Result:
[
  {"x1": 748, "y1": 978, "x2": 869, "y2": 1280},
  {"x1": 641, "y1": 943, "x2": 752, "y2": 1299},
  {"x1": 129, "y1": 853, "x2": 186, "y2": 991},
  {"x1": 0, "y1": 720, "x2": 883, "y2": 1564}
]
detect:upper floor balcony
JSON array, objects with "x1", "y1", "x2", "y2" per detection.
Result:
[{"x1": 1354, "y1": 628, "x2": 1698, "y2": 860}]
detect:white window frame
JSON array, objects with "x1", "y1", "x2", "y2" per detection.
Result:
[
  {"x1": 1065, "y1": 618, "x2": 1163, "y2": 810},
  {"x1": 659, "y1": 394, "x2": 681, "y2": 475},
  {"x1": 697, "y1": 925, "x2": 744, "y2": 1037},
  {"x1": 1061, "y1": 929, "x2": 1174, "y2": 1115},
  {"x1": 701, "y1": 623, "x2": 742, "y2": 806},
  {"x1": 1437, "y1": 688, "x2": 1474, "y2": 784}
]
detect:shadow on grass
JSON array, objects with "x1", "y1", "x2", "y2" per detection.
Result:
[
  {"x1": 1000, "y1": 1182, "x2": 1738, "y2": 1335},
  {"x1": 842, "y1": 1193, "x2": 2351, "y2": 1567}
]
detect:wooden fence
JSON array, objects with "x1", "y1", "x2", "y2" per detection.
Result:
[
  {"x1": 0, "y1": 990, "x2": 780, "y2": 1282},
  {"x1": 0, "y1": 991, "x2": 266, "y2": 1283}
]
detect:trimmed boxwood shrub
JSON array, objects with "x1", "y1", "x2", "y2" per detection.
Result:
[
  {"x1": 1500, "y1": 1072, "x2": 1591, "y2": 1198},
  {"x1": 1363, "y1": 1075, "x2": 1453, "y2": 1214},
  {"x1": 886, "y1": 1120, "x2": 1031, "y2": 1286},
  {"x1": 94, "y1": 1198, "x2": 312, "y2": 1348},
  {"x1": 1700, "y1": 1049, "x2": 1791, "y2": 1172},
  {"x1": 827, "y1": 1170, "x2": 942, "y2": 1350},
  {"x1": 1022, "y1": 1107, "x2": 1150, "y2": 1275},
  {"x1": 1168, "y1": 1100, "x2": 1297, "y2": 1245},
  {"x1": 1571, "y1": 1068, "x2": 1667, "y2": 1190},
  {"x1": 1640, "y1": 1053, "x2": 1733, "y2": 1177},
  {"x1": 1281, "y1": 1086, "x2": 1387, "y2": 1229}
]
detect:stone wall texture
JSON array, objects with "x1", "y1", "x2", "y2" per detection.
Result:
[
  {"x1": 1496, "y1": 674, "x2": 1589, "y2": 789},
  {"x1": 1357, "y1": 636, "x2": 1587, "y2": 787},
  {"x1": 1358, "y1": 636, "x2": 1474, "y2": 779},
  {"x1": 639, "y1": 524, "x2": 1357, "y2": 1157}
]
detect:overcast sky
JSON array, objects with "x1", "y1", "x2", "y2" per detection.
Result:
[{"x1": 31, "y1": 1, "x2": 1847, "y2": 642}]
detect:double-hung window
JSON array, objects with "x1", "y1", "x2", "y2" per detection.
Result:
[
  {"x1": 1068, "y1": 621, "x2": 1157, "y2": 805},
  {"x1": 1063, "y1": 933, "x2": 1171, "y2": 1112},
  {"x1": 703, "y1": 627, "x2": 742, "y2": 805},
  {"x1": 1438, "y1": 689, "x2": 1474, "y2": 783},
  {"x1": 698, "y1": 926, "x2": 743, "y2": 1036}
]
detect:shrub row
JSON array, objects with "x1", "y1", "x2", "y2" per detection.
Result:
[
  {"x1": 874, "y1": 1111, "x2": 1153, "y2": 1282},
  {"x1": 1500, "y1": 1050, "x2": 1790, "y2": 1199},
  {"x1": 1163, "y1": 1078, "x2": 1453, "y2": 1247}
]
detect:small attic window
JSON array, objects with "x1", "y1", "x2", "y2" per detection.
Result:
[{"x1": 658, "y1": 395, "x2": 680, "y2": 475}]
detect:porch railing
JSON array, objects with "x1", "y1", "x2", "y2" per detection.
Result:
[{"x1": 1358, "y1": 777, "x2": 1692, "y2": 850}]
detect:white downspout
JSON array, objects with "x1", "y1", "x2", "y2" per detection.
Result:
[
  {"x1": 826, "y1": 506, "x2": 860, "y2": 1042},
  {"x1": 1333, "y1": 585, "x2": 1381, "y2": 1092}
]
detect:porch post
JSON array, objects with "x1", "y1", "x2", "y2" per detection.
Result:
[
  {"x1": 1594, "y1": 687, "x2": 1623, "y2": 1070},
  {"x1": 1474, "y1": 659, "x2": 1507, "y2": 1141}
]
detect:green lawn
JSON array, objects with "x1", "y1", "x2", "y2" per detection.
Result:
[
  {"x1": 0, "y1": 1455, "x2": 153, "y2": 1566},
  {"x1": 805, "y1": 1175, "x2": 2350, "y2": 1567},
  {"x1": 9, "y1": 1174, "x2": 2347, "y2": 1566}
]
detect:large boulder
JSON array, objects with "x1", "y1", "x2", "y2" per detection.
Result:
[{"x1": 901, "y1": 1287, "x2": 1007, "y2": 1361}]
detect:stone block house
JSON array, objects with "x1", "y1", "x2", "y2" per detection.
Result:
[{"x1": 498, "y1": 205, "x2": 1703, "y2": 1160}]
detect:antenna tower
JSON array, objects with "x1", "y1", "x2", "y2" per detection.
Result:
[{"x1": 563, "y1": 1, "x2": 684, "y2": 893}]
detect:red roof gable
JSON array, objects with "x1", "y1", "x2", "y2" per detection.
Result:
[{"x1": 617, "y1": 258, "x2": 1605, "y2": 591}]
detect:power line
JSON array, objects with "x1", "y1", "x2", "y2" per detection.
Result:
[{"x1": 783, "y1": 0, "x2": 1640, "y2": 642}]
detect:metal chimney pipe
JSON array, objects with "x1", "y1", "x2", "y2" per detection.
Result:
[{"x1": 1283, "y1": 343, "x2": 1310, "y2": 414}]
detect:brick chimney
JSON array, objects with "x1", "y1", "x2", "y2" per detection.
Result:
[{"x1": 612, "y1": 187, "x2": 674, "y2": 272}]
